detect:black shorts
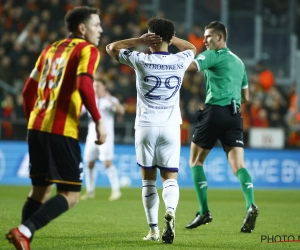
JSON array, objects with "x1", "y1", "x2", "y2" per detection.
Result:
[
  {"x1": 28, "y1": 130, "x2": 83, "y2": 192},
  {"x1": 192, "y1": 104, "x2": 244, "y2": 150}
]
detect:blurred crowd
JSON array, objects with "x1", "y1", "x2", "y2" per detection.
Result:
[{"x1": 0, "y1": 0, "x2": 299, "y2": 147}]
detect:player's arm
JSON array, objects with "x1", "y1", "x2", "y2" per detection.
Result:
[
  {"x1": 106, "y1": 92, "x2": 125, "y2": 115},
  {"x1": 106, "y1": 33, "x2": 162, "y2": 61},
  {"x1": 114, "y1": 102, "x2": 125, "y2": 115},
  {"x1": 22, "y1": 68, "x2": 40, "y2": 122},
  {"x1": 186, "y1": 61, "x2": 198, "y2": 72},
  {"x1": 241, "y1": 67, "x2": 249, "y2": 103},
  {"x1": 241, "y1": 87, "x2": 249, "y2": 103},
  {"x1": 170, "y1": 36, "x2": 197, "y2": 56},
  {"x1": 77, "y1": 75, "x2": 107, "y2": 144},
  {"x1": 77, "y1": 46, "x2": 107, "y2": 144}
]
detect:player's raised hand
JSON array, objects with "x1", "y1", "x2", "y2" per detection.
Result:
[
  {"x1": 139, "y1": 33, "x2": 162, "y2": 46},
  {"x1": 168, "y1": 35, "x2": 175, "y2": 46},
  {"x1": 95, "y1": 119, "x2": 107, "y2": 145}
]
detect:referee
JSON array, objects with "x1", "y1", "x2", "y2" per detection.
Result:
[{"x1": 185, "y1": 21, "x2": 259, "y2": 233}]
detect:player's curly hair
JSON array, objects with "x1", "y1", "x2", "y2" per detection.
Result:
[
  {"x1": 205, "y1": 21, "x2": 228, "y2": 42},
  {"x1": 148, "y1": 17, "x2": 175, "y2": 43},
  {"x1": 65, "y1": 6, "x2": 100, "y2": 33}
]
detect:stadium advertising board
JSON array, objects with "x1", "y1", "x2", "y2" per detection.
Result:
[{"x1": 0, "y1": 141, "x2": 299, "y2": 189}]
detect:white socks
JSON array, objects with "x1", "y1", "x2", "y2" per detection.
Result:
[
  {"x1": 85, "y1": 164, "x2": 120, "y2": 193},
  {"x1": 106, "y1": 165, "x2": 120, "y2": 193},
  {"x1": 142, "y1": 180, "x2": 159, "y2": 231},
  {"x1": 18, "y1": 224, "x2": 32, "y2": 238},
  {"x1": 85, "y1": 167, "x2": 96, "y2": 193},
  {"x1": 162, "y1": 179, "x2": 179, "y2": 214},
  {"x1": 142, "y1": 179, "x2": 179, "y2": 231}
]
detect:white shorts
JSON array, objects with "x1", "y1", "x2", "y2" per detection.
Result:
[
  {"x1": 135, "y1": 126, "x2": 180, "y2": 172},
  {"x1": 83, "y1": 133, "x2": 114, "y2": 162}
]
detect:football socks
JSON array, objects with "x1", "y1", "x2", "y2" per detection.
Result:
[
  {"x1": 162, "y1": 179, "x2": 179, "y2": 213},
  {"x1": 23, "y1": 194, "x2": 69, "y2": 234},
  {"x1": 236, "y1": 167, "x2": 255, "y2": 211},
  {"x1": 191, "y1": 165, "x2": 209, "y2": 216},
  {"x1": 142, "y1": 180, "x2": 159, "y2": 230},
  {"x1": 106, "y1": 165, "x2": 120, "y2": 193},
  {"x1": 22, "y1": 197, "x2": 42, "y2": 223}
]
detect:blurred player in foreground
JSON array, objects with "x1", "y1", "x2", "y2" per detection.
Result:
[
  {"x1": 6, "y1": 6, "x2": 107, "y2": 250},
  {"x1": 106, "y1": 17, "x2": 196, "y2": 244},
  {"x1": 184, "y1": 21, "x2": 259, "y2": 233},
  {"x1": 81, "y1": 78, "x2": 125, "y2": 201}
]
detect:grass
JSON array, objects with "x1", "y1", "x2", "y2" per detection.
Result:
[{"x1": 0, "y1": 186, "x2": 300, "y2": 249}]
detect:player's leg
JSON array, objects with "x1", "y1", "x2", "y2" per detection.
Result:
[
  {"x1": 6, "y1": 130, "x2": 53, "y2": 249},
  {"x1": 160, "y1": 170, "x2": 179, "y2": 216},
  {"x1": 99, "y1": 138, "x2": 121, "y2": 201},
  {"x1": 20, "y1": 132, "x2": 82, "y2": 238},
  {"x1": 190, "y1": 142, "x2": 211, "y2": 213},
  {"x1": 225, "y1": 145, "x2": 255, "y2": 209},
  {"x1": 155, "y1": 126, "x2": 180, "y2": 244},
  {"x1": 224, "y1": 145, "x2": 258, "y2": 233},
  {"x1": 136, "y1": 126, "x2": 160, "y2": 241},
  {"x1": 7, "y1": 131, "x2": 82, "y2": 248},
  {"x1": 160, "y1": 170, "x2": 178, "y2": 244},
  {"x1": 221, "y1": 108, "x2": 258, "y2": 233},
  {"x1": 16, "y1": 189, "x2": 79, "y2": 244},
  {"x1": 21, "y1": 130, "x2": 55, "y2": 224},
  {"x1": 11, "y1": 184, "x2": 54, "y2": 247},
  {"x1": 186, "y1": 108, "x2": 216, "y2": 229},
  {"x1": 81, "y1": 136, "x2": 98, "y2": 199},
  {"x1": 81, "y1": 160, "x2": 96, "y2": 199},
  {"x1": 141, "y1": 168, "x2": 160, "y2": 241},
  {"x1": 22, "y1": 185, "x2": 54, "y2": 223},
  {"x1": 104, "y1": 160, "x2": 121, "y2": 201}
]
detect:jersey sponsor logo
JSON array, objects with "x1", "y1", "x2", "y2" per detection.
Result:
[
  {"x1": 245, "y1": 182, "x2": 253, "y2": 189},
  {"x1": 123, "y1": 50, "x2": 133, "y2": 56},
  {"x1": 198, "y1": 181, "x2": 207, "y2": 189},
  {"x1": 197, "y1": 54, "x2": 206, "y2": 60}
]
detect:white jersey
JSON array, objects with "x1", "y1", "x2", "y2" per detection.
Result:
[
  {"x1": 83, "y1": 96, "x2": 119, "y2": 139},
  {"x1": 119, "y1": 49, "x2": 194, "y2": 127},
  {"x1": 83, "y1": 96, "x2": 119, "y2": 162}
]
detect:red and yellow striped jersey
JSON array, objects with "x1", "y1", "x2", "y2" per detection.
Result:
[{"x1": 27, "y1": 37, "x2": 100, "y2": 139}]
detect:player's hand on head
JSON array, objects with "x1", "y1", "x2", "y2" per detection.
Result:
[
  {"x1": 139, "y1": 33, "x2": 162, "y2": 46},
  {"x1": 168, "y1": 35, "x2": 175, "y2": 46}
]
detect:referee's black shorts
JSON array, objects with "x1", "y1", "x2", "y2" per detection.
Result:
[
  {"x1": 28, "y1": 129, "x2": 83, "y2": 192},
  {"x1": 192, "y1": 104, "x2": 244, "y2": 150}
]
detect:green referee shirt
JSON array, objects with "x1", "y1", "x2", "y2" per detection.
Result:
[{"x1": 194, "y1": 47, "x2": 248, "y2": 108}]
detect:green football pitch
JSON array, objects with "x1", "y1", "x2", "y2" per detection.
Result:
[{"x1": 1, "y1": 186, "x2": 299, "y2": 250}]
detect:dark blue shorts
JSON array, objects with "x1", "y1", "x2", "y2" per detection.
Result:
[
  {"x1": 192, "y1": 104, "x2": 244, "y2": 150},
  {"x1": 28, "y1": 130, "x2": 83, "y2": 191}
]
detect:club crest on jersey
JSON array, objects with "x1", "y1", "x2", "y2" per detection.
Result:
[{"x1": 123, "y1": 50, "x2": 133, "y2": 56}]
